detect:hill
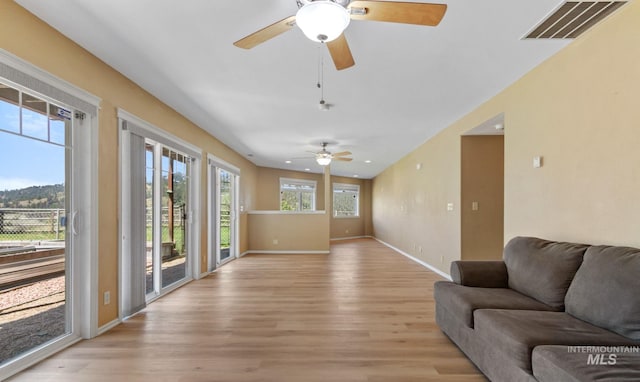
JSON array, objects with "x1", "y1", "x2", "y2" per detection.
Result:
[{"x1": 0, "y1": 184, "x2": 65, "y2": 208}]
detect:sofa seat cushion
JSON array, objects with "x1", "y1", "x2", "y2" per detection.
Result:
[
  {"x1": 434, "y1": 281, "x2": 556, "y2": 328},
  {"x1": 474, "y1": 309, "x2": 637, "y2": 373},
  {"x1": 565, "y1": 245, "x2": 640, "y2": 340},
  {"x1": 532, "y1": 345, "x2": 640, "y2": 382},
  {"x1": 503, "y1": 237, "x2": 588, "y2": 310}
]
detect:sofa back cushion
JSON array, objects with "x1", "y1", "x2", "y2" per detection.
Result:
[
  {"x1": 503, "y1": 237, "x2": 588, "y2": 310},
  {"x1": 565, "y1": 245, "x2": 640, "y2": 340}
]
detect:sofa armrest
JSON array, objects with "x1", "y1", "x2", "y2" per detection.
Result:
[{"x1": 450, "y1": 260, "x2": 508, "y2": 288}]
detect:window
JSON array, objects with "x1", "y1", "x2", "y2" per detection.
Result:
[
  {"x1": 280, "y1": 178, "x2": 316, "y2": 211},
  {"x1": 333, "y1": 183, "x2": 360, "y2": 217}
]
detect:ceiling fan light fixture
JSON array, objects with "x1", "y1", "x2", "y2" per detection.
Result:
[
  {"x1": 316, "y1": 154, "x2": 332, "y2": 166},
  {"x1": 296, "y1": 1, "x2": 351, "y2": 43}
]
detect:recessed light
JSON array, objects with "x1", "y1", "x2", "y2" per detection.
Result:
[
  {"x1": 364, "y1": 160, "x2": 372, "y2": 164},
  {"x1": 353, "y1": 175, "x2": 359, "y2": 178},
  {"x1": 285, "y1": 160, "x2": 292, "y2": 164},
  {"x1": 305, "y1": 168, "x2": 311, "y2": 171}
]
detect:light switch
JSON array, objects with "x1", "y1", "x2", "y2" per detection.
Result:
[
  {"x1": 447, "y1": 203, "x2": 454, "y2": 211},
  {"x1": 472, "y1": 201, "x2": 479, "y2": 211}
]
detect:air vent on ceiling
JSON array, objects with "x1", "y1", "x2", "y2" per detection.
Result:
[{"x1": 525, "y1": 1, "x2": 626, "y2": 39}]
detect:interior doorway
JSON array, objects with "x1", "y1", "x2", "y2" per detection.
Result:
[{"x1": 460, "y1": 114, "x2": 505, "y2": 260}]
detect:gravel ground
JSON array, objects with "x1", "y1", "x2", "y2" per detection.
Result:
[
  {"x1": 0, "y1": 276, "x2": 65, "y2": 312},
  {"x1": 0, "y1": 276, "x2": 66, "y2": 363}
]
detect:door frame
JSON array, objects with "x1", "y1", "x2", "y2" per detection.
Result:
[
  {"x1": 207, "y1": 154, "x2": 240, "y2": 272},
  {"x1": 0, "y1": 49, "x2": 99, "y2": 379},
  {"x1": 118, "y1": 109, "x2": 201, "y2": 315}
]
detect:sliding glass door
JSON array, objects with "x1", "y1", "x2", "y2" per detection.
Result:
[
  {"x1": 0, "y1": 84, "x2": 72, "y2": 364},
  {"x1": 218, "y1": 169, "x2": 234, "y2": 264},
  {"x1": 120, "y1": 112, "x2": 200, "y2": 317},
  {"x1": 208, "y1": 158, "x2": 239, "y2": 270},
  {"x1": 0, "y1": 66, "x2": 96, "y2": 379},
  {"x1": 144, "y1": 141, "x2": 192, "y2": 300}
]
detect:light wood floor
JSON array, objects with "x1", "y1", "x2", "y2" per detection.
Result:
[{"x1": 10, "y1": 238, "x2": 485, "y2": 382}]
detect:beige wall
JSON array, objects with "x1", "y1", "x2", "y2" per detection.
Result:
[
  {"x1": 373, "y1": 1, "x2": 640, "y2": 274},
  {"x1": 1, "y1": 1, "x2": 259, "y2": 326},
  {"x1": 247, "y1": 212, "x2": 330, "y2": 252},
  {"x1": 373, "y1": 128, "x2": 462, "y2": 273},
  {"x1": 461, "y1": 136, "x2": 504, "y2": 260}
]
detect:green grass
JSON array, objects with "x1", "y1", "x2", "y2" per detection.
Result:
[
  {"x1": 0, "y1": 232, "x2": 65, "y2": 241},
  {"x1": 220, "y1": 226, "x2": 230, "y2": 248}
]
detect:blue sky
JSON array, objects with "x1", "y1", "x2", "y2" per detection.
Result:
[{"x1": 0, "y1": 102, "x2": 66, "y2": 191}]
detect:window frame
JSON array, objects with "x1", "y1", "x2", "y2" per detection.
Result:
[
  {"x1": 333, "y1": 182, "x2": 360, "y2": 218},
  {"x1": 279, "y1": 178, "x2": 317, "y2": 212}
]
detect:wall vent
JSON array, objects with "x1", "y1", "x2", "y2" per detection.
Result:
[{"x1": 525, "y1": 1, "x2": 626, "y2": 39}]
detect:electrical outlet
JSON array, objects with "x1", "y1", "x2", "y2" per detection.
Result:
[
  {"x1": 104, "y1": 291, "x2": 110, "y2": 305},
  {"x1": 345, "y1": 229, "x2": 349, "y2": 234},
  {"x1": 447, "y1": 203, "x2": 454, "y2": 211},
  {"x1": 273, "y1": 239, "x2": 278, "y2": 245}
]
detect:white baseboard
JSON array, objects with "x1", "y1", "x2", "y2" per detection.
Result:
[
  {"x1": 97, "y1": 318, "x2": 121, "y2": 336},
  {"x1": 330, "y1": 235, "x2": 370, "y2": 241},
  {"x1": 242, "y1": 250, "x2": 330, "y2": 255},
  {"x1": 374, "y1": 237, "x2": 452, "y2": 281}
]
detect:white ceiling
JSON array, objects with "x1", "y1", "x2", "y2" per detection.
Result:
[{"x1": 16, "y1": 0, "x2": 569, "y2": 178}]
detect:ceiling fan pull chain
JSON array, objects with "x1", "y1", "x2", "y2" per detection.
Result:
[
  {"x1": 317, "y1": 45, "x2": 325, "y2": 104},
  {"x1": 321, "y1": 49, "x2": 325, "y2": 101},
  {"x1": 317, "y1": 45, "x2": 322, "y2": 90}
]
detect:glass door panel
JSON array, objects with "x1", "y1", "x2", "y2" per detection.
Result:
[
  {"x1": 142, "y1": 141, "x2": 191, "y2": 301},
  {"x1": 218, "y1": 169, "x2": 232, "y2": 263},
  {"x1": 160, "y1": 148, "x2": 188, "y2": 289},
  {"x1": 0, "y1": 86, "x2": 71, "y2": 364},
  {"x1": 144, "y1": 143, "x2": 155, "y2": 295}
]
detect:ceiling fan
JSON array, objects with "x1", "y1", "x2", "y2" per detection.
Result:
[
  {"x1": 234, "y1": 0, "x2": 447, "y2": 71},
  {"x1": 313, "y1": 142, "x2": 353, "y2": 165}
]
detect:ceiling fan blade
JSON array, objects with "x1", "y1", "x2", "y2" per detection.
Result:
[
  {"x1": 334, "y1": 157, "x2": 353, "y2": 162},
  {"x1": 349, "y1": 1, "x2": 447, "y2": 26},
  {"x1": 233, "y1": 15, "x2": 297, "y2": 49},
  {"x1": 326, "y1": 33, "x2": 355, "y2": 70},
  {"x1": 332, "y1": 151, "x2": 352, "y2": 157}
]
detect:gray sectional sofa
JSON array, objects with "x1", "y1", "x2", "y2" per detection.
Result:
[{"x1": 434, "y1": 237, "x2": 640, "y2": 381}]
